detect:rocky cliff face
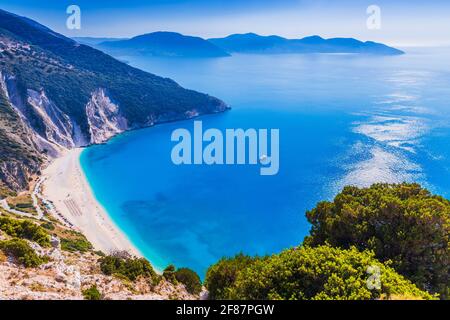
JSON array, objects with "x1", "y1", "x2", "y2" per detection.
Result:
[
  {"x1": 0, "y1": 68, "x2": 225, "y2": 193},
  {"x1": 0, "y1": 76, "x2": 130, "y2": 191},
  {"x1": 0, "y1": 71, "x2": 42, "y2": 191},
  {"x1": 0, "y1": 161, "x2": 38, "y2": 192},
  {"x1": 0, "y1": 230, "x2": 196, "y2": 300},
  {"x1": 1, "y1": 71, "x2": 67, "y2": 158},
  {"x1": 2, "y1": 70, "x2": 125, "y2": 151},
  {"x1": 27, "y1": 89, "x2": 77, "y2": 149},
  {"x1": 86, "y1": 89, "x2": 128, "y2": 144},
  {"x1": 0, "y1": 8, "x2": 228, "y2": 194}
]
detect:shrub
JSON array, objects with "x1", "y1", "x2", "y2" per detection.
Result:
[
  {"x1": 60, "y1": 230, "x2": 92, "y2": 253},
  {"x1": 163, "y1": 264, "x2": 177, "y2": 283},
  {"x1": 206, "y1": 245, "x2": 435, "y2": 300},
  {"x1": 61, "y1": 238, "x2": 92, "y2": 253},
  {"x1": 0, "y1": 183, "x2": 16, "y2": 199},
  {"x1": 304, "y1": 183, "x2": 449, "y2": 298},
  {"x1": 40, "y1": 222, "x2": 55, "y2": 231},
  {"x1": 205, "y1": 253, "x2": 255, "y2": 300},
  {"x1": 82, "y1": 284, "x2": 102, "y2": 300},
  {"x1": 99, "y1": 254, "x2": 157, "y2": 282},
  {"x1": 0, "y1": 216, "x2": 50, "y2": 246},
  {"x1": 0, "y1": 238, "x2": 45, "y2": 267},
  {"x1": 94, "y1": 250, "x2": 105, "y2": 257},
  {"x1": 175, "y1": 268, "x2": 202, "y2": 295}
]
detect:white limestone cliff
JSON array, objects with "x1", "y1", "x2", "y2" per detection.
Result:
[{"x1": 86, "y1": 88, "x2": 128, "y2": 144}]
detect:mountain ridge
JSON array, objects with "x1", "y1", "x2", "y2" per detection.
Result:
[
  {"x1": 98, "y1": 31, "x2": 230, "y2": 57},
  {"x1": 208, "y1": 33, "x2": 404, "y2": 55},
  {"x1": 0, "y1": 9, "x2": 228, "y2": 193},
  {"x1": 77, "y1": 32, "x2": 403, "y2": 57}
]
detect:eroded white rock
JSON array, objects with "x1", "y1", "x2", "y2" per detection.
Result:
[{"x1": 86, "y1": 88, "x2": 128, "y2": 144}]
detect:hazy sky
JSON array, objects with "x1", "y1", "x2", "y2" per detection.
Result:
[{"x1": 1, "y1": 0, "x2": 449, "y2": 46}]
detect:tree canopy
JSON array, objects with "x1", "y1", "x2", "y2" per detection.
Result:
[
  {"x1": 175, "y1": 268, "x2": 202, "y2": 295},
  {"x1": 206, "y1": 245, "x2": 434, "y2": 300},
  {"x1": 304, "y1": 183, "x2": 449, "y2": 298},
  {"x1": 99, "y1": 253, "x2": 157, "y2": 282}
]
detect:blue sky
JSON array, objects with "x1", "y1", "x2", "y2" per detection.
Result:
[{"x1": 1, "y1": 0, "x2": 449, "y2": 46}]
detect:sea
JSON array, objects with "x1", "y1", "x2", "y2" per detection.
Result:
[{"x1": 80, "y1": 48, "x2": 450, "y2": 277}]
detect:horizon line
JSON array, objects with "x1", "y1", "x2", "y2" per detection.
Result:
[{"x1": 67, "y1": 31, "x2": 450, "y2": 49}]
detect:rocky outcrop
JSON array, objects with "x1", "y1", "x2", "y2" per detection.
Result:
[
  {"x1": 3, "y1": 72, "x2": 133, "y2": 150},
  {"x1": 86, "y1": 89, "x2": 128, "y2": 144},
  {"x1": 0, "y1": 71, "x2": 67, "y2": 158},
  {"x1": 0, "y1": 9, "x2": 229, "y2": 194},
  {"x1": 27, "y1": 89, "x2": 76, "y2": 149},
  {"x1": 0, "y1": 239, "x2": 196, "y2": 300},
  {"x1": 0, "y1": 71, "x2": 43, "y2": 190},
  {"x1": 0, "y1": 71, "x2": 25, "y2": 115},
  {"x1": 0, "y1": 161, "x2": 39, "y2": 191},
  {"x1": 1, "y1": 69, "x2": 227, "y2": 194},
  {"x1": 1, "y1": 72, "x2": 126, "y2": 191}
]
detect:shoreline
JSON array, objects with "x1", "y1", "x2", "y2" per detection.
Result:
[
  {"x1": 38, "y1": 112, "x2": 230, "y2": 269},
  {"x1": 42, "y1": 148, "x2": 142, "y2": 257}
]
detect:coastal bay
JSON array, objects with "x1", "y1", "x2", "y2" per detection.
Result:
[
  {"x1": 1, "y1": 3, "x2": 449, "y2": 301},
  {"x1": 78, "y1": 50, "x2": 450, "y2": 277}
]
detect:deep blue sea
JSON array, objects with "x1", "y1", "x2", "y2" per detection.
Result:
[{"x1": 80, "y1": 48, "x2": 450, "y2": 277}]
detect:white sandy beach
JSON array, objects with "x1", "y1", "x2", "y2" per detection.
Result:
[{"x1": 42, "y1": 148, "x2": 142, "y2": 257}]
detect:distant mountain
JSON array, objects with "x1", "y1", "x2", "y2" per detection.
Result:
[
  {"x1": 208, "y1": 33, "x2": 404, "y2": 55},
  {"x1": 209, "y1": 33, "x2": 286, "y2": 53},
  {"x1": 0, "y1": 9, "x2": 227, "y2": 192},
  {"x1": 72, "y1": 37, "x2": 128, "y2": 47},
  {"x1": 99, "y1": 32, "x2": 230, "y2": 57}
]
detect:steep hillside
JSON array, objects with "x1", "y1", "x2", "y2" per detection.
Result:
[
  {"x1": 0, "y1": 9, "x2": 228, "y2": 193},
  {"x1": 0, "y1": 80, "x2": 42, "y2": 191},
  {"x1": 0, "y1": 212, "x2": 198, "y2": 300}
]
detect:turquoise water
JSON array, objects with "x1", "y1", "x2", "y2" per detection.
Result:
[{"x1": 80, "y1": 48, "x2": 450, "y2": 277}]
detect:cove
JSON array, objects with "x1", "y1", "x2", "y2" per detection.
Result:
[{"x1": 80, "y1": 50, "x2": 450, "y2": 277}]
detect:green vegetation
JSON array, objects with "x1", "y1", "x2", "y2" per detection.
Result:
[
  {"x1": 40, "y1": 221, "x2": 55, "y2": 231},
  {"x1": 206, "y1": 245, "x2": 434, "y2": 300},
  {"x1": 59, "y1": 230, "x2": 92, "y2": 253},
  {"x1": 0, "y1": 238, "x2": 46, "y2": 267},
  {"x1": 47, "y1": 226, "x2": 93, "y2": 253},
  {"x1": 0, "y1": 9, "x2": 225, "y2": 144},
  {"x1": 163, "y1": 264, "x2": 202, "y2": 294},
  {"x1": 99, "y1": 253, "x2": 157, "y2": 282},
  {"x1": 205, "y1": 254, "x2": 256, "y2": 300},
  {"x1": 60, "y1": 237, "x2": 92, "y2": 253},
  {"x1": 0, "y1": 182, "x2": 16, "y2": 199},
  {"x1": 94, "y1": 250, "x2": 105, "y2": 257},
  {"x1": 0, "y1": 88, "x2": 42, "y2": 192},
  {"x1": 0, "y1": 216, "x2": 50, "y2": 246},
  {"x1": 175, "y1": 268, "x2": 202, "y2": 295},
  {"x1": 0, "y1": 9, "x2": 226, "y2": 193},
  {"x1": 304, "y1": 183, "x2": 449, "y2": 298},
  {"x1": 6, "y1": 193, "x2": 37, "y2": 215},
  {"x1": 163, "y1": 264, "x2": 177, "y2": 283},
  {"x1": 206, "y1": 184, "x2": 448, "y2": 300},
  {"x1": 82, "y1": 284, "x2": 102, "y2": 300},
  {"x1": 0, "y1": 214, "x2": 92, "y2": 254}
]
